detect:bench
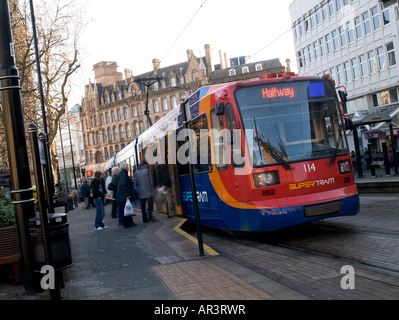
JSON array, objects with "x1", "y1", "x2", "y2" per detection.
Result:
[{"x1": 0, "y1": 226, "x2": 21, "y2": 283}]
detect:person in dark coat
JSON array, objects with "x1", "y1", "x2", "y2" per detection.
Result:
[
  {"x1": 108, "y1": 166, "x2": 120, "y2": 219},
  {"x1": 90, "y1": 171, "x2": 108, "y2": 230},
  {"x1": 135, "y1": 161, "x2": 153, "y2": 222},
  {"x1": 116, "y1": 162, "x2": 136, "y2": 228},
  {"x1": 158, "y1": 164, "x2": 176, "y2": 218},
  {"x1": 80, "y1": 180, "x2": 90, "y2": 209}
]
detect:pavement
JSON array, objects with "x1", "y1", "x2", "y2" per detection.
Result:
[
  {"x1": 0, "y1": 203, "x2": 277, "y2": 301},
  {"x1": 0, "y1": 175, "x2": 398, "y2": 301}
]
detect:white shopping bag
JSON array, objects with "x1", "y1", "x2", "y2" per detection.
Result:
[{"x1": 124, "y1": 199, "x2": 135, "y2": 216}]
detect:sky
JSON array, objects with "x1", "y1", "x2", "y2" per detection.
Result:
[{"x1": 69, "y1": 0, "x2": 297, "y2": 107}]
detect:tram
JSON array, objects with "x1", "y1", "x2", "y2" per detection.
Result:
[{"x1": 103, "y1": 73, "x2": 360, "y2": 232}]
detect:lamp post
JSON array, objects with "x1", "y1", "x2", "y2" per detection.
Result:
[
  {"x1": 29, "y1": 0, "x2": 55, "y2": 212},
  {"x1": 0, "y1": 0, "x2": 40, "y2": 293}
]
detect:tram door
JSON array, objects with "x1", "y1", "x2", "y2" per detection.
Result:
[{"x1": 177, "y1": 114, "x2": 222, "y2": 229}]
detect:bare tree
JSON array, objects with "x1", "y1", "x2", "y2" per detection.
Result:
[{"x1": 1, "y1": 0, "x2": 86, "y2": 177}]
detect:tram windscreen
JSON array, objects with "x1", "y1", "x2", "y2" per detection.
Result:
[{"x1": 235, "y1": 80, "x2": 348, "y2": 167}]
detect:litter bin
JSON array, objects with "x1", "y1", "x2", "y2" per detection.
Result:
[{"x1": 29, "y1": 213, "x2": 73, "y2": 272}]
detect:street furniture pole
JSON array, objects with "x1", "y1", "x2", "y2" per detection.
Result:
[
  {"x1": 0, "y1": 0, "x2": 40, "y2": 293},
  {"x1": 28, "y1": 124, "x2": 61, "y2": 300},
  {"x1": 180, "y1": 99, "x2": 205, "y2": 257}
]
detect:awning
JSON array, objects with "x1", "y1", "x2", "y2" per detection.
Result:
[{"x1": 351, "y1": 105, "x2": 399, "y2": 128}]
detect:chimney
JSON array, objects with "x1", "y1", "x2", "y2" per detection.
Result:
[
  {"x1": 124, "y1": 68, "x2": 132, "y2": 79},
  {"x1": 219, "y1": 50, "x2": 223, "y2": 69},
  {"x1": 152, "y1": 59, "x2": 160, "y2": 73},
  {"x1": 187, "y1": 49, "x2": 193, "y2": 61},
  {"x1": 204, "y1": 44, "x2": 213, "y2": 76},
  {"x1": 286, "y1": 59, "x2": 292, "y2": 73},
  {"x1": 224, "y1": 52, "x2": 229, "y2": 69}
]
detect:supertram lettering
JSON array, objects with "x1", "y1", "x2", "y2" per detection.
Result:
[{"x1": 289, "y1": 178, "x2": 335, "y2": 190}]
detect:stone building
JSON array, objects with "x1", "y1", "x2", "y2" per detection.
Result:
[{"x1": 80, "y1": 44, "x2": 287, "y2": 174}]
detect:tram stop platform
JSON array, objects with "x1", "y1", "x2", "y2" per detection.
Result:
[
  {"x1": 0, "y1": 203, "x2": 279, "y2": 301},
  {"x1": 1, "y1": 175, "x2": 398, "y2": 301}
]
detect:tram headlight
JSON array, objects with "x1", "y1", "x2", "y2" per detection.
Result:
[
  {"x1": 339, "y1": 160, "x2": 352, "y2": 174},
  {"x1": 253, "y1": 171, "x2": 280, "y2": 188}
]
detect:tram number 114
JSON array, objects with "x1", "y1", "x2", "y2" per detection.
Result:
[{"x1": 304, "y1": 163, "x2": 316, "y2": 173}]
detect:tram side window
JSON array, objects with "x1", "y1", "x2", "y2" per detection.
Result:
[
  {"x1": 192, "y1": 114, "x2": 212, "y2": 174},
  {"x1": 210, "y1": 109, "x2": 228, "y2": 171},
  {"x1": 225, "y1": 104, "x2": 244, "y2": 168},
  {"x1": 176, "y1": 128, "x2": 190, "y2": 176}
]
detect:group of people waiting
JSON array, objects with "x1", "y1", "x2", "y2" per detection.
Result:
[{"x1": 84, "y1": 162, "x2": 175, "y2": 231}]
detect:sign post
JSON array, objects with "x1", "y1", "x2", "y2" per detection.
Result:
[{"x1": 180, "y1": 99, "x2": 204, "y2": 257}]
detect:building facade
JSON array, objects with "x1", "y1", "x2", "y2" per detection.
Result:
[
  {"x1": 79, "y1": 44, "x2": 287, "y2": 174},
  {"x1": 290, "y1": 0, "x2": 399, "y2": 153},
  {"x1": 55, "y1": 105, "x2": 84, "y2": 190}
]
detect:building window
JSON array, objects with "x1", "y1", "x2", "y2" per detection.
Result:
[
  {"x1": 255, "y1": 64, "x2": 263, "y2": 71},
  {"x1": 322, "y1": 1, "x2": 328, "y2": 20},
  {"x1": 102, "y1": 129, "x2": 107, "y2": 143},
  {"x1": 297, "y1": 51, "x2": 303, "y2": 68},
  {"x1": 336, "y1": 65, "x2": 344, "y2": 85},
  {"x1": 335, "y1": 0, "x2": 341, "y2": 12},
  {"x1": 153, "y1": 99, "x2": 159, "y2": 113},
  {"x1": 363, "y1": 11, "x2": 371, "y2": 35},
  {"x1": 344, "y1": 61, "x2": 352, "y2": 82},
  {"x1": 381, "y1": 4, "x2": 391, "y2": 25},
  {"x1": 377, "y1": 47, "x2": 386, "y2": 70},
  {"x1": 106, "y1": 112, "x2": 110, "y2": 124},
  {"x1": 346, "y1": 21, "x2": 354, "y2": 44},
  {"x1": 229, "y1": 69, "x2": 236, "y2": 76},
  {"x1": 193, "y1": 70, "x2": 199, "y2": 81},
  {"x1": 329, "y1": 67, "x2": 336, "y2": 82},
  {"x1": 387, "y1": 42, "x2": 396, "y2": 67},
  {"x1": 111, "y1": 110, "x2": 116, "y2": 122},
  {"x1": 339, "y1": 27, "x2": 346, "y2": 47},
  {"x1": 328, "y1": 0, "x2": 334, "y2": 16},
  {"x1": 126, "y1": 124, "x2": 131, "y2": 138},
  {"x1": 319, "y1": 38, "x2": 326, "y2": 57},
  {"x1": 315, "y1": 5, "x2": 321, "y2": 24},
  {"x1": 359, "y1": 54, "x2": 368, "y2": 76},
  {"x1": 117, "y1": 109, "x2": 122, "y2": 121},
  {"x1": 162, "y1": 98, "x2": 168, "y2": 111},
  {"x1": 313, "y1": 41, "x2": 319, "y2": 60},
  {"x1": 124, "y1": 107, "x2": 129, "y2": 119},
  {"x1": 325, "y1": 34, "x2": 332, "y2": 54},
  {"x1": 390, "y1": 89, "x2": 398, "y2": 103},
  {"x1": 242, "y1": 66, "x2": 249, "y2": 73},
  {"x1": 308, "y1": 45, "x2": 313, "y2": 63},
  {"x1": 113, "y1": 127, "x2": 118, "y2": 141},
  {"x1": 171, "y1": 96, "x2": 177, "y2": 109},
  {"x1": 368, "y1": 51, "x2": 376, "y2": 73},
  {"x1": 354, "y1": 17, "x2": 362, "y2": 39},
  {"x1": 351, "y1": 58, "x2": 359, "y2": 80},
  {"x1": 332, "y1": 30, "x2": 339, "y2": 51},
  {"x1": 108, "y1": 128, "x2": 112, "y2": 142},
  {"x1": 371, "y1": 7, "x2": 381, "y2": 31},
  {"x1": 303, "y1": 47, "x2": 308, "y2": 65},
  {"x1": 171, "y1": 77, "x2": 177, "y2": 87}
]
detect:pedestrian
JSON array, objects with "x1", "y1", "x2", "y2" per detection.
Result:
[
  {"x1": 116, "y1": 162, "x2": 136, "y2": 228},
  {"x1": 80, "y1": 180, "x2": 90, "y2": 209},
  {"x1": 90, "y1": 171, "x2": 108, "y2": 231},
  {"x1": 135, "y1": 160, "x2": 153, "y2": 223},
  {"x1": 108, "y1": 166, "x2": 120, "y2": 219},
  {"x1": 158, "y1": 163, "x2": 176, "y2": 218},
  {"x1": 71, "y1": 188, "x2": 79, "y2": 208}
]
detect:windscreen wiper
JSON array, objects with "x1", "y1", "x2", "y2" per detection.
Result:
[
  {"x1": 330, "y1": 124, "x2": 344, "y2": 165},
  {"x1": 253, "y1": 119, "x2": 291, "y2": 170}
]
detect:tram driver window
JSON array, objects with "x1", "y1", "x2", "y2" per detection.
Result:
[{"x1": 191, "y1": 114, "x2": 212, "y2": 174}]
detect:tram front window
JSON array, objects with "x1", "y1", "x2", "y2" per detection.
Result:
[{"x1": 235, "y1": 80, "x2": 348, "y2": 168}]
